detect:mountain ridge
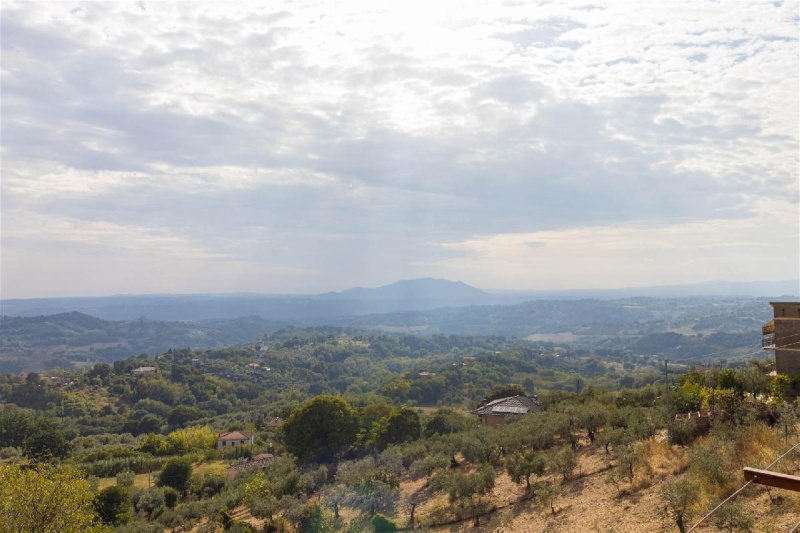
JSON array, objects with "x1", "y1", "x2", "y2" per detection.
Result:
[{"x1": 1, "y1": 277, "x2": 796, "y2": 321}]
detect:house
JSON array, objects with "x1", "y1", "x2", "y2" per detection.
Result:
[
  {"x1": 247, "y1": 362, "x2": 260, "y2": 369},
  {"x1": 226, "y1": 453, "x2": 276, "y2": 480},
  {"x1": 216, "y1": 431, "x2": 254, "y2": 450},
  {"x1": 471, "y1": 395, "x2": 539, "y2": 427},
  {"x1": 762, "y1": 302, "x2": 800, "y2": 376},
  {"x1": 131, "y1": 366, "x2": 157, "y2": 375}
]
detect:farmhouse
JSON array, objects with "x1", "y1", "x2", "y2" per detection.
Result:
[
  {"x1": 472, "y1": 395, "x2": 539, "y2": 427},
  {"x1": 216, "y1": 431, "x2": 254, "y2": 450}
]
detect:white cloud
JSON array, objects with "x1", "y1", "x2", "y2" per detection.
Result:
[{"x1": 1, "y1": 0, "x2": 797, "y2": 297}]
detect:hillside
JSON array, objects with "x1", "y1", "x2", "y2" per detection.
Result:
[
  {"x1": 0, "y1": 312, "x2": 282, "y2": 372},
  {"x1": 0, "y1": 333, "x2": 796, "y2": 533},
  {"x1": 328, "y1": 296, "x2": 772, "y2": 361},
  {"x1": 0, "y1": 296, "x2": 776, "y2": 372}
]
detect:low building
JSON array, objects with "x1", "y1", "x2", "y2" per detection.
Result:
[
  {"x1": 216, "y1": 431, "x2": 254, "y2": 450},
  {"x1": 131, "y1": 366, "x2": 157, "y2": 375},
  {"x1": 471, "y1": 395, "x2": 539, "y2": 427}
]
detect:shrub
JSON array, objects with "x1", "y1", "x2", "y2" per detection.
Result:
[
  {"x1": 162, "y1": 487, "x2": 179, "y2": 508},
  {"x1": 157, "y1": 458, "x2": 193, "y2": 493},
  {"x1": 371, "y1": 513, "x2": 398, "y2": 531},
  {"x1": 95, "y1": 485, "x2": 132, "y2": 525},
  {"x1": 116, "y1": 470, "x2": 136, "y2": 488}
]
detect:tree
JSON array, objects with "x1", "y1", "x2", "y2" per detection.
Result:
[
  {"x1": 532, "y1": 480, "x2": 557, "y2": 516},
  {"x1": 296, "y1": 501, "x2": 335, "y2": 533},
  {"x1": 433, "y1": 463, "x2": 495, "y2": 526},
  {"x1": 577, "y1": 402, "x2": 607, "y2": 444},
  {"x1": 550, "y1": 447, "x2": 577, "y2": 481},
  {"x1": 378, "y1": 407, "x2": 421, "y2": 448},
  {"x1": 659, "y1": 478, "x2": 700, "y2": 533},
  {"x1": 157, "y1": 457, "x2": 193, "y2": 493},
  {"x1": 23, "y1": 419, "x2": 69, "y2": 459},
  {"x1": 0, "y1": 463, "x2": 105, "y2": 533},
  {"x1": 95, "y1": 485, "x2": 131, "y2": 525},
  {"x1": 283, "y1": 395, "x2": 359, "y2": 463},
  {"x1": 506, "y1": 450, "x2": 545, "y2": 490},
  {"x1": 770, "y1": 374, "x2": 792, "y2": 404},
  {"x1": 482, "y1": 384, "x2": 527, "y2": 404},
  {"x1": 423, "y1": 408, "x2": 469, "y2": 437}
]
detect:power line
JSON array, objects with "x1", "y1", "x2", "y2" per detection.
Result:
[
  {"x1": 686, "y1": 479, "x2": 754, "y2": 533},
  {"x1": 686, "y1": 439, "x2": 800, "y2": 532}
]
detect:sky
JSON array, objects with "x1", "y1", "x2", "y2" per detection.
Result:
[{"x1": 1, "y1": 0, "x2": 798, "y2": 298}]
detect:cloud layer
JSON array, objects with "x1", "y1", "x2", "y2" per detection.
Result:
[{"x1": 1, "y1": 1, "x2": 798, "y2": 297}]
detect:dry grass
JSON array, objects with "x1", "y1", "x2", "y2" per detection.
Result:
[
  {"x1": 419, "y1": 438, "x2": 800, "y2": 533},
  {"x1": 97, "y1": 471, "x2": 154, "y2": 490}
]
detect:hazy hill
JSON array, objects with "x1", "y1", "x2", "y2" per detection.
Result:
[
  {"x1": 0, "y1": 279, "x2": 499, "y2": 321},
  {"x1": 2, "y1": 278, "x2": 795, "y2": 322},
  {"x1": 0, "y1": 312, "x2": 282, "y2": 373},
  {"x1": 322, "y1": 277, "x2": 488, "y2": 302}
]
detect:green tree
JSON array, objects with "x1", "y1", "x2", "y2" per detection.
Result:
[
  {"x1": 550, "y1": 447, "x2": 577, "y2": 481},
  {"x1": 532, "y1": 480, "x2": 557, "y2": 516},
  {"x1": 506, "y1": 450, "x2": 545, "y2": 490},
  {"x1": 94, "y1": 485, "x2": 131, "y2": 526},
  {"x1": 23, "y1": 419, "x2": 69, "y2": 459},
  {"x1": 283, "y1": 395, "x2": 359, "y2": 463},
  {"x1": 297, "y1": 501, "x2": 335, "y2": 533},
  {"x1": 378, "y1": 407, "x2": 421, "y2": 448},
  {"x1": 157, "y1": 457, "x2": 192, "y2": 493},
  {"x1": 423, "y1": 408, "x2": 469, "y2": 437},
  {"x1": 482, "y1": 384, "x2": 527, "y2": 404},
  {"x1": 0, "y1": 463, "x2": 106, "y2": 533},
  {"x1": 770, "y1": 374, "x2": 792, "y2": 404},
  {"x1": 659, "y1": 478, "x2": 700, "y2": 533}
]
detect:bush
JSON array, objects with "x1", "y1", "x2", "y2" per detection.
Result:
[
  {"x1": 157, "y1": 457, "x2": 193, "y2": 493},
  {"x1": 371, "y1": 513, "x2": 398, "y2": 531},
  {"x1": 95, "y1": 485, "x2": 132, "y2": 525},
  {"x1": 117, "y1": 470, "x2": 136, "y2": 488},
  {"x1": 163, "y1": 487, "x2": 179, "y2": 508}
]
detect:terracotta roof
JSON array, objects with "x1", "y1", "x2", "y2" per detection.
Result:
[
  {"x1": 472, "y1": 395, "x2": 538, "y2": 416},
  {"x1": 218, "y1": 431, "x2": 252, "y2": 441}
]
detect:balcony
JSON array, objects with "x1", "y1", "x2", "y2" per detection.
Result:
[{"x1": 762, "y1": 333, "x2": 775, "y2": 350}]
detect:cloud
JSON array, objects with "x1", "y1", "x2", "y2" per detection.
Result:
[{"x1": 1, "y1": 0, "x2": 797, "y2": 297}]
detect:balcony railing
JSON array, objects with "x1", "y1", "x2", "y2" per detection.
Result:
[{"x1": 762, "y1": 334, "x2": 775, "y2": 350}]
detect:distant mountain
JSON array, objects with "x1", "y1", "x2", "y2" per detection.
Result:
[
  {"x1": 0, "y1": 278, "x2": 498, "y2": 321},
  {"x1": 324, "y1": 278, "x2": 488, "y2": 302},
  {"x1": 1, "y1": 278, "x2": 795, "y2": 322}
]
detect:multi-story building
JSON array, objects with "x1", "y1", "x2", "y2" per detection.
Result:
[{"x1": 763, "y1": 302, "x2": 800, "y2": 375}]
